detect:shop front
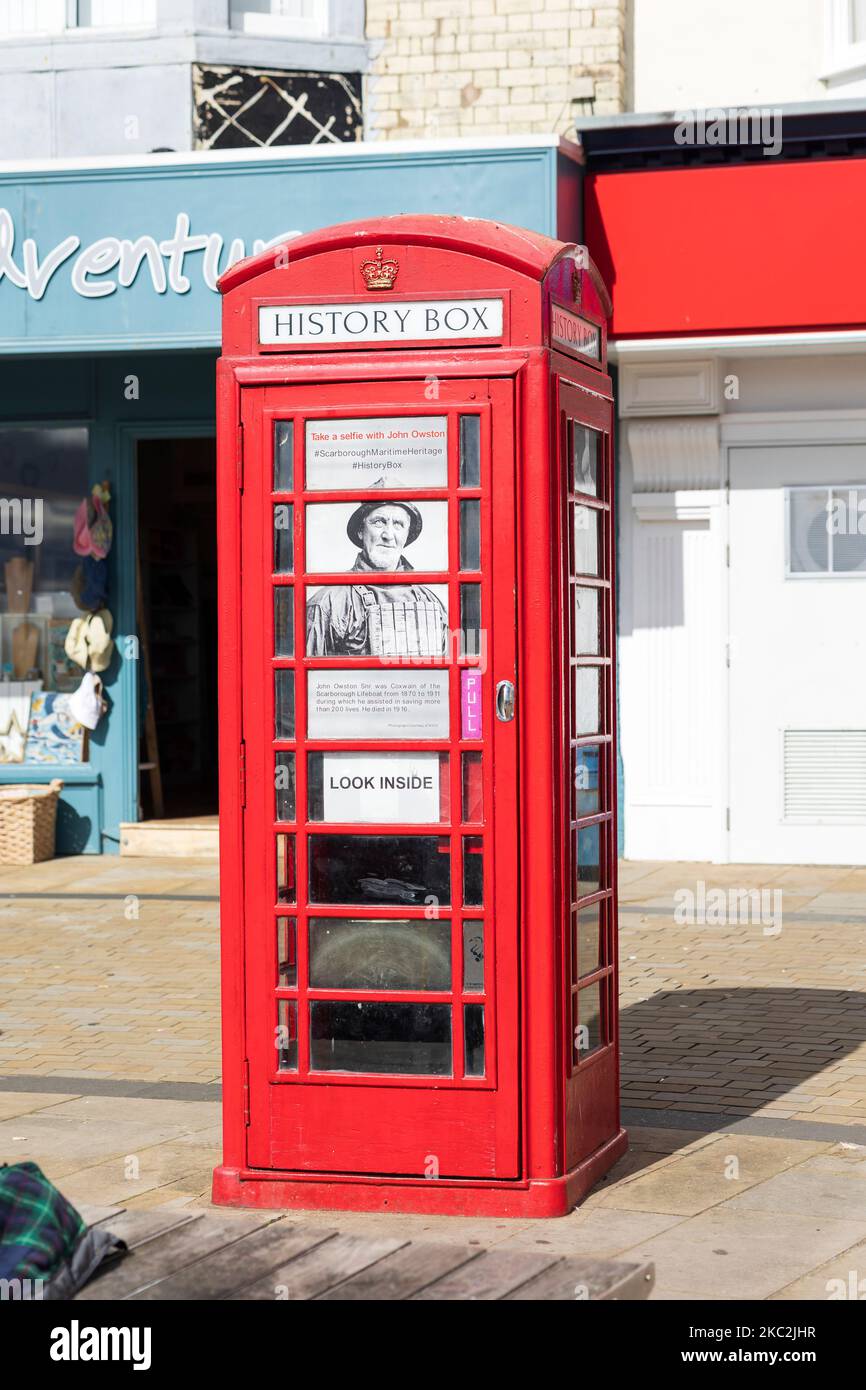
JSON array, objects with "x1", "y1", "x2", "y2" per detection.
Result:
[{"x1": 0, "y1": 138, "x2": 582, "y2": 853}]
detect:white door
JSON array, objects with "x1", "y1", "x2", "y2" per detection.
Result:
[{"x1": 728, "y1": 442, "x2": 866, "y2": 864}]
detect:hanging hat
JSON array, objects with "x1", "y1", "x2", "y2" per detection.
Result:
[
  {"x1": 86, "y1": 610, "x2": 114, "y2": 674},
  {"x1": 346, "y1": 500, "x2": 423, "y2": 548},
  {"x1": 72, "y1": 489, "x2": 113, "y2": 560},
  {"x1": 64, "y1": 617, "x2": 90, "y2": 670},
  {"x1": 68, "y1": 672, "x2": 107, "y2": 731}
]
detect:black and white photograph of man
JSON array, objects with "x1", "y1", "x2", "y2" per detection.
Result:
[{"x1": 306, "y1": 500, "x2": 449, "y2": 658}]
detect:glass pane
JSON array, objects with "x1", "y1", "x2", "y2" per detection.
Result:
[
  {"x1": 274, "y1": 587, "x2": 294, "y2": 657},
  {"x1": 830, "y1": 488, "x2": 866, "y2": 572},
  {"x1": 460, "y1": 584, "x2": 482, "y2": 658},
  {"x1": 309, "y1": 834, "x2": 451, "y2": 906},
  {"x1": 462, "y1": 919, "x2": 485, "y2": 992},
  {"x1": 310, "y1": 1001, "x2": 452, "y2": 1076},
  {"x1": 276, "y1": 834, "x2": 296, "y2": 904},
  {"x1": 304, "y1": 416, "x2": 448, "y2": 490},
  {"x1": 273, "y1": 420, "x2": 293, "y2": 491},
  {"x1": 305, "y1": 500, "x2": 448, "y2": 574},
  {"x1": 275, "y1": 669, "x2": 295, "y2": 739},
  {"x1": 574, "y1": 667, "x2": 601, "y2": 735},
  {"x1": 273, "y1": 504, "x2": 293, "y2": 573},
  {"x1": 573, "y1": 585, "x2": 600, "y2": 654},
  {"x1": 461, "y1": 751, "x2": 483, "y2": 822},
  {"x1": 277, "y1": 917, "x2": 297, "y2": 987},
  {"x1": 573, "y1": 506, "x2": 600, "y2": 575},
  {"x1": 788, "y1": 489, "x2": 829, "y2": 574},
  {"x1": 459, "y1": 415, "x2": 481, "y2": 487},
  {"x1": 574, "y1": 981, "x2": 604, "y2": 1061},
  {"x1": 459, "y1": 499, "x2": 481, "y2": 570},
  {"x1": 575, "y1": 823, "x2": 601, "y2": 900},
  {"x1": 275, "y1": 751, "x2": 295, "y2": 822},
  {"x1": 575, "y1": 744, "x2": 601, "y2": 818},
  {"x1": 308, "y1": 751, "x2": 447, "y2": 823},
  {"x1": 575, "y1": 901, "x2": 603, "y2": 980},
  {"x1": 307, "y1": 583, "x2": 449, "y2": 658},
  {"x1": 464, "y1": 1004, "x2": 485, "y2": 1077},
  {"x1": 463, "y1": 835, "x2": 483, "y2": 906},
  {"x1": 573, "y1": 425, "x2": 600, "y2": 498},
  {"x1": 277, "y1": 998, "x2": 297, "y2": 1071},
  {"x1": 309, "y1": 918, "x2": 451, "y2": 991}
]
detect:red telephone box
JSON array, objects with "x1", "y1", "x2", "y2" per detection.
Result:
[{"x1": 212, "y1": 215, "x2": 625, "y2": 1217}]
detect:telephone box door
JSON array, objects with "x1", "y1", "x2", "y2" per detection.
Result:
[{"x1": 239, "y1": 377, "x2": 520, "y2": 1180}]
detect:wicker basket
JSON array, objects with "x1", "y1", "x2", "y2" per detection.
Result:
[{"x1": 0, "y1": 780, "x2": 64, "y2": 865}]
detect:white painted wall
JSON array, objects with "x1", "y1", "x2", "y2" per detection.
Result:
[{"x1": 632, "y1": 0, "x2": 866, "y2": 110}]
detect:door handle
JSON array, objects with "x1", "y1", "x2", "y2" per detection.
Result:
[{"x1": 496, "y1": 679, "x2": 516, "y2": 722}]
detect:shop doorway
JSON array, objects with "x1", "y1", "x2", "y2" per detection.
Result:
[{"x1": 136, "y1": 436, "x2": 218, "y2": 827}]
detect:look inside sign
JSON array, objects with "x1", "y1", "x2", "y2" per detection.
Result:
[{"x1": 321, "y1": 752, "x2": 440, "y2": 823}]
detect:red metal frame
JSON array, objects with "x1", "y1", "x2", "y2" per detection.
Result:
[{"x1": 213, "y1": 216, "x2": 625, "y2": 1218}]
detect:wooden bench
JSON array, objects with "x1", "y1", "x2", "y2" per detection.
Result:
[{"x1": 76, "y1": 1205, "x2": 655, "y2": 1302}]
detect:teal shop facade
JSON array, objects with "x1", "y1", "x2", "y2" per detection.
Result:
[{"x1": 0, "y1": 138, "x2": 583, "y2": 853}]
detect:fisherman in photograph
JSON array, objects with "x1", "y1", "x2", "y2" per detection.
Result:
[{"x1": 306, "y1": 500, "x2": 448, "y2": 658}]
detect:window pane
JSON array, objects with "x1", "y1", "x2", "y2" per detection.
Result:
[
  {"x1": 275, "y1": 751, "x2": 295, "y2": 821},
  {"x1": 307, "y1": 584, "x2": 449, "y2": 658},
  {"x1": 788, "y1": 489, "x2": 829, "y2": 573},
  {"x1": 276, "y1": 834, "x2": 296, "y2": 904},
  {"x1": 573, "y1": 425, "x2": 600, "y2": 498},
  {"x1": 308, "y1": 751, "x2": 447, "y2": 823},
  {"x1": 574, "y1": 981, "x2": 604, "y2": 1062},
  {"x1": 573, "y1": 506, "x2": 600, "y2": 575},
  {"x1": 573, "y1": 585, "x2": 600, "y2": 654},
  {"x1": 462, "y1": 919, "x2": 485, "y2": 992},
  {"x1": 830, "y1": 488, "x2": 866, "y2": 572},
  {"x1": 0, "y1": 427, "x2": 88, "y2": 606},
  {"x1": 459, "y1": 415, "x2": 481, "y2": 486},
  {"x1": 309, "y1": 834, "x2": 451, "y2": 905},
  {"x1": 463, "y1": 835, "x2": 483, "y2": 906},
  {"x1": 309, "y1": 918, "x2": 451, "y2": 991},
  {"x1": 464, "y1": 1004, "x2": 485, "y2": 1077},
  {"x1": 275, "y1": 669, "x2": 295, "y2": 738},
  {"x1": 277, "y1": 998, "x2": 297, "y2": 1071},
  {"x1": 575, "y1": 744, "x2": 601, "y2": 818},
  {"x1": 273, "y1": 420, "x2": 293, "y2": 491},
  {"x1": 310, "y1": 1001, "x2": 452, "y2": 1075},
  {"x1": 574, "y1": 667, "x2": 601, "y2": 735},
  {"x1": 277, "y1": 917, "x2": 297, "y2": 987},
  {"x1": 460, "y1": 584, "x2": 482, "y2": 657},
  {"x1": 575, "y1": 901, "x2": 603, "y2": 980},
  {"x1": 273, "y1": 504, "x2": 293, "y2": 573},
  {"x1": 461, "y1": 751, "x2": 483, "y2": 822},
  {"x1": 459, "y1": 500, "x2": 481, "y2": 570},
  {"x1": 274, "y1": 587, "x2": 294, "y2": 657},
  {"x1": 574, "y1": 823, "x2": 601, "y2": 900}
]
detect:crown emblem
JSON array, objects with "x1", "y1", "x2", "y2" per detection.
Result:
[{"x1": 360, "y1": 246, "x2": 399, "y2": 291}]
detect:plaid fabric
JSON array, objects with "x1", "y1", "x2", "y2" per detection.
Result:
[{"x1": 0, "y1": 1162, "x2": 86, "y2": 1282}]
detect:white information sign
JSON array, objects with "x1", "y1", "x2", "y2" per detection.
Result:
[
  {"x1": 305, "y1": 416, "x2": 448, "y2": 490},
  {"x1": 259, "y1": 298, "x2": 503, "y2": 346},
  {"x1": 322, "y1": 752, "x2": 440, "y2": 823},
  {"x1": 307, "y1": 669, "x2": 450, "y2": 739}
]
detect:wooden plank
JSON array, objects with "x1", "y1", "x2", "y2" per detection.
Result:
[
  {"x1": 130, "y1": 1222, "x2": 337, "y2": 1301},
  {"x1": 411, "y1": 1249, "x2": 559, "y2": 1301},
  {"x1": 78, "y1": 1204, "x2": 124, "y2": 1227},
  {"x1": 317, "y1": 1242, "x2": 482, "y2": 1301},
  {"x1": 506, "y1": 1257, "x2": 656, "y2": 1301},
  {"x1": 77, "y1": 1212, "x2": 275, "y2": 1301},
  {"x1": 235, "y1": 1234, "x2": 408, "y2": 1301},
  {"x1": 86, "y1": 1208, "x2": 198, "y2": 1250}
]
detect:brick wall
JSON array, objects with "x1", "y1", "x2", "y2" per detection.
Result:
[{"x1": 364, "y1": 0, "x2": 628, "y2": 140}]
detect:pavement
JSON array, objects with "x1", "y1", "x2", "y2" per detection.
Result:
[{"x1": 3, "y1": 853, "x2": 866, "y2": 1300}]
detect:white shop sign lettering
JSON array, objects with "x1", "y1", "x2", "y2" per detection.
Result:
[
  {"x1": 0, "y1": 208, "x2": 299, "y2": 301},
  {"x1": 259, "y1": 298, "x2": 504, "y2": 346},
  {"x1": 322, "y1": 753, "x2": 439, "y2": 823}
]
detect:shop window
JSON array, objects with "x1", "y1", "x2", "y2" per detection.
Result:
[
  {"x1": 0, "y1": 427, "x2": 91, "y2": 766},
  {"x1": 824, "y1": 1, "x2": 866, "y2": 81},
  {"x1": 230, "y1": 0, "x2": 329, "y2": 38},
  {"x1": 0, "y1": 1, "x2": 156, "y2": 35},
  {"x1": 786, "y1": 485, "x2": 866, "y2": 576}
]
